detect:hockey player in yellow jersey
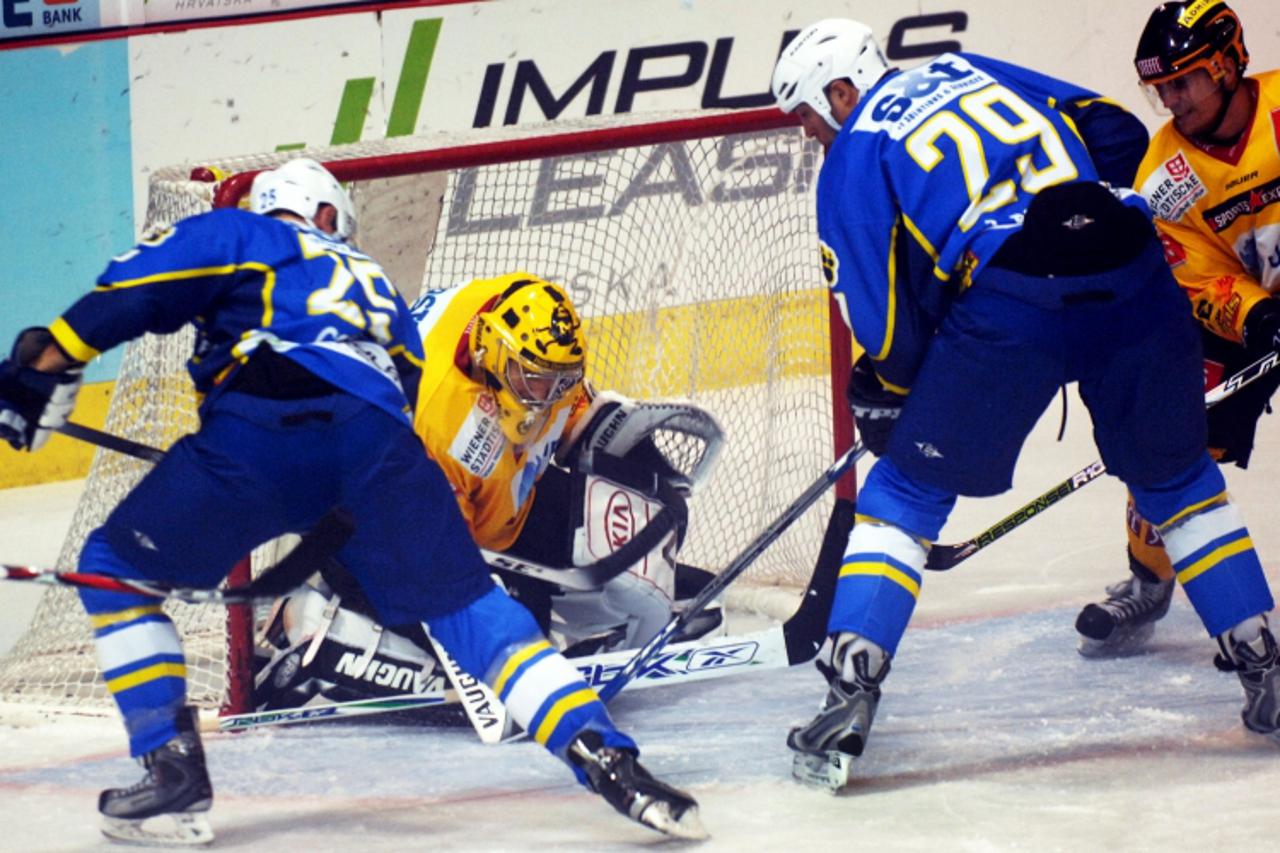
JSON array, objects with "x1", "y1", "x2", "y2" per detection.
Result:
[
  {"x1": 412, "y1": 273, "x2": 589, "y2": 552},
  {"x1": 1076, "y1": 1, "x2": 1280, "y2": 671}
]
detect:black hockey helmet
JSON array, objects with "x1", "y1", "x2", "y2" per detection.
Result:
[{"x1": 1134, "y1": 1, "x2": 1248, "y2": 84}]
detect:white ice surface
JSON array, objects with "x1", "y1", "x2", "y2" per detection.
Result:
[{"x1": 2, "y1": 391, "x2": 1278, "y2": 851}]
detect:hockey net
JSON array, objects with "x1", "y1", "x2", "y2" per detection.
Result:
[{"x1": 0, "y1": 108, "x2": 853, "y2": 715}]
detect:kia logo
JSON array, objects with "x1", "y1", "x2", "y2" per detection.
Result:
[{"x1": 605, "y1": 491, "x2": 635, "y2": 550}]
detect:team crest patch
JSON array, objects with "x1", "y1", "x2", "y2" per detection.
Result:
[
  {"x1": 819, "y1": 240, "x2": 838, "y2": 287},
  {"x1": 1140, "y1": 151, "x2": 1206, "y2": 222}
]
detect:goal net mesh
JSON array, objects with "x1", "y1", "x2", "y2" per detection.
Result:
[{"x1": 0, "y1": 109, "x2": 846, "y2": 713}]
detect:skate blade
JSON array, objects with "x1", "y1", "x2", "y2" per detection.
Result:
[
  {"x1": 101, "y1": 812, "x2": 214, "y2": 847},
  {"x1": 1077, "y1": 622, "x2": 1156, "y2": 659},
  {"x1": 637, "y1": 801, "x2": 709, "y2": 841},
  {"x1": 791, "y1": 750, "x2": 852, "y2": 794}
]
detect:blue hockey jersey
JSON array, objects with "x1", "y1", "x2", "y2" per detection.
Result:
[
  {"x1": 819, "y1": 52, "x2": 1148, "y2": 390},
  {"x1": 48, "y1": 208, "x2": 424, "y2": 422}
]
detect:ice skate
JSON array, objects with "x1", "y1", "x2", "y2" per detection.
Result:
[
  {"x1": 788, "y1": 635, "x2": 889, "y2": 793},
  {"x1": 99, "y1": 707, "x2": 213, "y2": 847},
  {"x1": 1075, "y1": 560, "x2": 1173, "y2": 657},
  {"x1": 1216, "y1": 622, "x2": 1280, "y2": 745},
  {"x1": 568, "y1": 730, "x2": 707, "y2": 840}
]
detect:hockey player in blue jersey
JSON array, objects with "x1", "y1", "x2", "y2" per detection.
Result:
[
  {"x1": 771, "y1": 19, "x2": 1280, "y2": 791},
  {"x1": 0, "y1": 158, "x2": 704, "y2": 843}
]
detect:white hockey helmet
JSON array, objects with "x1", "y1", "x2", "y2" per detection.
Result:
[
  {"x1": 250, "y1": 157, "x2": 356, "y2": 241},
  {"x1": 771, "y1": 18, "x2": 890, "y2": 131}
]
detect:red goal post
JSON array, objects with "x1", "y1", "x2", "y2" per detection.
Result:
[{"x1": 0, "y1": 107, "x2": 855, "y2": 716}]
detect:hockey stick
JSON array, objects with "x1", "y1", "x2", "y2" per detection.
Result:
[
  {"x1": 205, "y1": 693, "x2": 452, "y2": 733},
  {"x1": 2, "y1": 509, "x2": 354, "y2": 603},
  {"x1": 597, "y1": 441, "x2": 867, "y2": 703},
  {"x1": 421, "y1": 625, "x2": 516, "y2": 745},
  {"x1": 56, "y1": 421, "x2": 168, "y2": 463},
  {"x1": 925, "y1": 349, "x2": 1280, "y2": 572},
  {"x1": 209, "y1": 505, "x2": 856, "y2": 734}
]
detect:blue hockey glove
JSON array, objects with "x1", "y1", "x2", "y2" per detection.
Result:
[
  {"x1": 847, "y1": 353, "x2": 905, "y2": 457},
  {"x1": 1242, "y1": 297, "x2": 1280, "y2": 357},
  {"x1": 0, "y1": 328, "x2": 84, "y2": 451}
]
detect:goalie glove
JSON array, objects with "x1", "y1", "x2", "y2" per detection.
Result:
[
  {"x1": 0, "y1": 327, "x2": 84, "y2": 452},
  {"x1": 559, "y1": 391, "x2": 725, "y2": 496},
  {"x1": 847, "y1": 353, "x2": 904, "y2": 457}
]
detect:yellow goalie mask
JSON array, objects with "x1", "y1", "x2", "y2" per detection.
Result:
[{"x1": 471, "y1": 277, "x2": 586, "y2": 444}]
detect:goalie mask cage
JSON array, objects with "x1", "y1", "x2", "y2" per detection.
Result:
[{"x1": 0, "y1": 108, "x2": 854, "y2": 716}]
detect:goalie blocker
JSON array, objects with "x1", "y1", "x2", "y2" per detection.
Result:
[{"x1": 254, "y1": 396, "x2": 727, "y2": 712}]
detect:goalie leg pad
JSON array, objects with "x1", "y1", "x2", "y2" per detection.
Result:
[
  {"x1": 550, "y1": 471, "x2": 679, "y2": 650},
  {"x1": 254, "y1": 585, "x2": 442, "y2": 710}
]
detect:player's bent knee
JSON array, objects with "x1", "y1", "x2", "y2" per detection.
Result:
[
  {"x1": 77, "y1": 529, "x2": 156, "y2": 614},
  {"x1": 422, "y1": 585, "x2": 543, "y2": 684},
  {"x1": 857, "y1": 457, "x2": 956, "y2": 542},
  {"x1": 1127, "y1": 452, "x2": 1227, "y2": 528}
]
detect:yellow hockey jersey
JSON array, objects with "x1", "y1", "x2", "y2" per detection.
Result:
[
  {"x1": 410, "y1": 274, "x2": 588, "y2": 551},
  {"x1": 1135, "y1": 71, "x2": 1280, "y2": 343}
]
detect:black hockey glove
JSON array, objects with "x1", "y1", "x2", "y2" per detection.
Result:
[
  {"x1": 1242, "y1": 297, "x2": 1280, "y2": 357},
  {"x1": 0, "y1": 328, "x2": 84, "y2": 452},
  {"x1": 847, "y1": 353, "x2": 905, "y2": 457}
]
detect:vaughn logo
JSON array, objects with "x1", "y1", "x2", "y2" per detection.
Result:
[{"x1": 335, "y1": 652, "x2": 432, "y2": 693}]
